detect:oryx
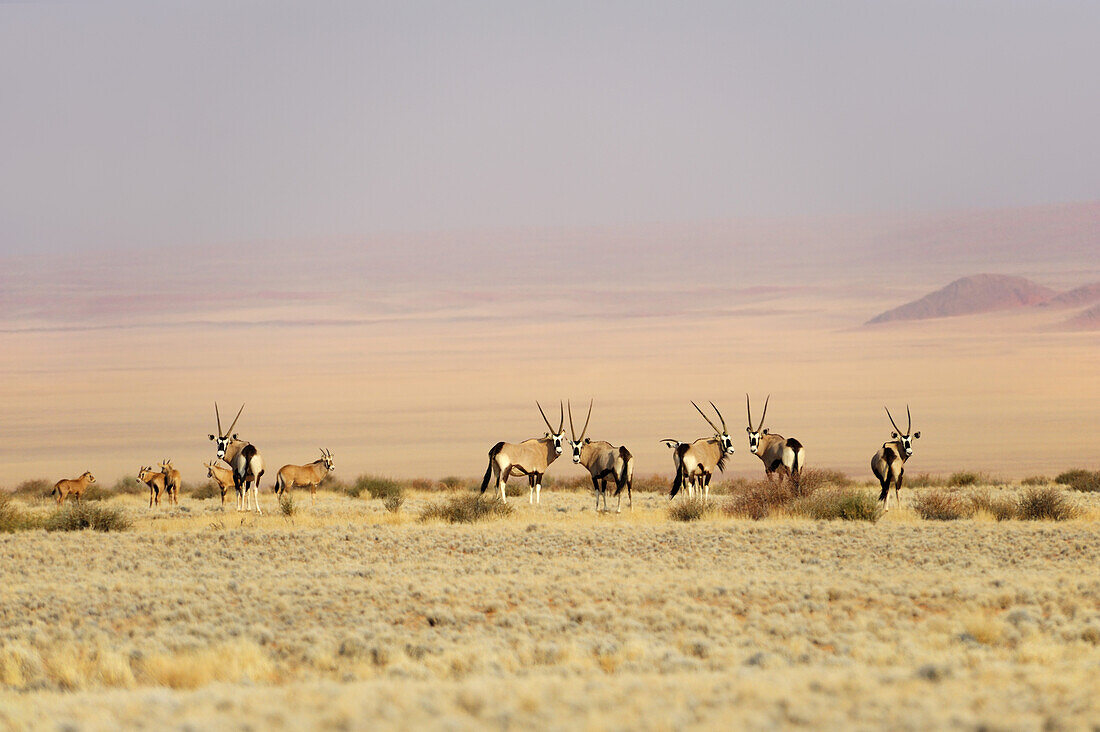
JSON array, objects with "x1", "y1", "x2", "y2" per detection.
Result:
[
  {"x1": 274, "y1": 449, "x2": 335, "y2": 505},
  {"x1": 665, "y1": 401, "x2": 736, "y2": 501},
  {"x1": 871, "y1": 405, "x2": 921, "y2": 510},
  {"x1": 565, "y1": 400, "x2": 635, "y2": 513},
  {"x1": 478, "y1": 402, "x2": 566, "y2": 505},
  {"x1": 51, "y1": 471, "x2": 95, "y2": 505},
  {"x1": 208, "y1": 403, "x2": 265, "y2": 514},
  {"x1": 745, "y1": 394, "x2": 805, "y2": 484},
  {"x1": 203, "y1": 460, "x2": 236, "y2": 507},
  {"x1": 137, "y1": 466, "x2": 168, "y2": 508},
  {"x1": 157, "y1": 458, "x2": 181, "y2": 505}
]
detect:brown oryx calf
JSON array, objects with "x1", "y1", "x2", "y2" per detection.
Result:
[
  {"x1": 52, "y1": 471, "x2": 96, "y2": 505},
  {"x1": 745, "y1": 394, "x2": 805, "y2": 485},
  {"x1": 208, "y1": 403, "x2": 265, "y2": 514},
  {"x1": 204, "y1": 460, "x2": 236, "y2": 507},
  {"x1": 565, "y1": 400, "x2": 635, "y2": 512},
  {"x1": 137, "y1": 466, "x2": 168, "y2": 508},
  {"x1": 274, "y1": 449, "x2": 335, "y2": 505},
  {"x1": 871, "y1": 405, "x2": 921, "y2": 510},
  {"x1": 664, "y1": 401, "x2": 735, "y2": 502},
  {"x1": 157, "y1": 458, "x2": 181, "y2": 505},
  {"x1": 479, "y1": 402, "x2": 566, "y2": 505}
]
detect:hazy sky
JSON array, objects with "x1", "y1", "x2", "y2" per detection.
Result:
[{"x1": 2, "y1": 1, "x2": 1098, "y2": 254}]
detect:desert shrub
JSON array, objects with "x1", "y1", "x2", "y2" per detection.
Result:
[
  {"x1": 44, "y1": 503, "x2": 131, "y2": 532},
  {"x1": 912, "y1": 489, "x2": 973, "y2": 521},
  {"x1": 384, "y1": 495, "x2": 405, "y2": 513},
  {"x1": 947, "y1": 472, "x2": 981, "y2": 487},
  {"x1": 419, "y1": 494, "x2": 513, "y2": 523},
  {"x1": 633, "y1": 474, "x2": 672, "y2": 494},
  {"x1": 1053, "y1": 470, "x2": 1100, "y2": 493},
  {"x1": 348, "y1": 475, "x2": 403, "y2": 500},
  {"x1": 0, "y1": 493, "x2": 42, "y2": 532},
  {"x1": 409, "y1": 478, "x2": 433, "y2": 491},
  {"x1": 188, "y1": 481, "x2": 222, "y2": 501},
  {"x1": 80, "y1": 484, "x2": 112, "y2": 502},
  {"x1": 723, "y1": 480, "x2": 795, "y2": 520},
  {"x1": 318, "y1": 473, "x2": 348, "y2": 493},
  {"x1": 668, "y1": 497, "x2": 716, "y2": 522},
  {"x1": 790, "y1": 489, "x2": 881, "y2": 522},
  {"x1": 1017, "y1": 487, "x2": 1079, "y2": 521},
  {"x1": 439, "y1": 476, "x2": 466, "y2": 491},
  {"x1": 112, "y1": 477, "x2": 145, "y2": 495},
  {"x1": 968, "y1": 490, "x2": 1018, "y2": 521},
  {"x1": 278, "y1": 493, "x2": 296, "y2": 518},
  {"x1": 1021, "y1": 475, "x2": 1049, "y2": 487},
  {"x1": 905, "y1": 473, "x2": 946, "y2": 488},
  {"x1": 12, "y1": 478, "x2": 51, "y2": 499},
  {"x1": 542, "y1": 475, "x2": 589, "y2": 492}
]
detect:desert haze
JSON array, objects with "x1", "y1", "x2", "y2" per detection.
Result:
[{"x1": 1, "y1": 203, "x2": 1098, "y2": 487}]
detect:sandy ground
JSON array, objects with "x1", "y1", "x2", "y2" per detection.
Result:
[{"x1": 2, "y1": 488, "x2": 1100, "y2": 730}]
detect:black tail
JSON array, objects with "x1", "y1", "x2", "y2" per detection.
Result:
[
  {"x1": 614, "y1": 446, "x2": 631, "y2": 496},
  {"x1": 480, "y1": 442, "x2": 505, "y2": 494}
]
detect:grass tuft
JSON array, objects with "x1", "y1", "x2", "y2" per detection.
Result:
[
  {"x1": 12, "y1": 478, "x2": 51, "y2": 499},
  {"x1": 968, "y1": 490, "x2": 1018, "y2": 521},
  {"x1": 668, "y1": 497, "x2": 716, "y2": 522},
  {"x1": 1054, "y1": 469, "x2": 1100, "y2": 493},
  {"x1": 947, "y1": 471, "x2": 982, "y2": 487},
  {"x1": 278, "y1": 493, "x2": 296, "y2": 518},
  {"x1": 0, "y1": 493, "x2": 42, "y2": 532},
  {"x1": 348, "y1": 475, "x2": 403, "y2": 500},
  {"x1": 383, "y1": 495, "x2": 405, "y2": 514},
  {"x1": 723, "y1": 481, "x2": 794, "y2": 520},
  {"x1": 912, "y1": 490, "x2": 973, "y2": 521},
  {"x1": 1020, "y1": 475, "x2": 1049, "y2": 487},
  {"x1": 790, "y1": 489, "x2": 881, "y2": 522},
  {"x1": 419, "y1": 494, "x2": 514, "y2": 523},
  {"x1": 44, "y1": 503, "x2": 131, "y2": 532},
  {"x1": 1017, "y1": 486, "x2": 1079, "y2": 521}
]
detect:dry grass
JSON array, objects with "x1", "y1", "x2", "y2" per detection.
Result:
[
  {"x1": 1055, "y1": 469, "x2": 1100, "y2": 493},
  {"x1": 1017, "y1": 486, "x2": 1080, "y2": 521},
  {"x1": 419, "y1": 493, "x2": 514, "y2": 523},
  {"x1": 912, "y1": 489, "x2": 973, "y2": 520}
]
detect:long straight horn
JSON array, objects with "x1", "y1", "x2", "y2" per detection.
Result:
[
  {"x1": 568, "y1": 400, "x2": 577, "y2": 441},
  {"x1": 537, "y1": 401, "x2": 555, "y2": 432},
  {"x1": 692, "y1": 401, "x2": 720, "y2": 433},
  {"x1": 757, "y1": 395, "x2": 769, "y2": 432},
  {"x1": 885, "y1": 406, "x2": 902, "y2": 434},
  {"x1": 710, "y1": 401, "x2": 728, "y2": 433},
  {"x1": 906, "y1": 404, "x2": 912, "y2": 434},
  {"x1": 558, "y1": 400, "x2": 564, "y2": 433},
  {"x1": 746, "y1": 394, "x2": 753, "y2": 429},
  {"x1": 580, "y1": 399, "x2": 592, "y2": 441},
  {"x1": 226, "y1": 403, "x2": 245, "y2": 436},
  {"x1": 215, "y1": 402, "x2": 222, "y2": 435}
]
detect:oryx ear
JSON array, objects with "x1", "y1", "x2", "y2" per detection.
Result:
[
  {"x1": 544, "y1": 431, "x2": 550, "y2": 437},
  {"x1": 891, "y1": 432, "x2": 898, "y2": 439},
  {"x1": 762, "y1": 428, "x2": 769, "y2": 435},
  {"x1": 913, "y1": 431, "x2": 921, "y2": 439},
  {"x1": 746, "y1": 427, "x2": 752, "y2": 433},
  {"x1": 208, "y1": 434, "x2": 216, "y2": 441},
  {"x1": 232, "y1": 433, "x2": 238, "y2": 440},
  {"x1": 584, "y1": 437, "x2": 591, "y2": 444}
]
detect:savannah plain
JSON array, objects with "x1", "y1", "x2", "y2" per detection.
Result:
[{"x1": 2, "y1": 206, "x2": 1100, "y2": 730}]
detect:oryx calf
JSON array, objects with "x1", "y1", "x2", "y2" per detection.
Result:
[
  {"x1": 137, "y1": 466, "x2": 167, "y2": 508},
  {"x1": 745, "y1": 394, "x2": 805, "y2": 484},
  {"x1": 479, "y1": 402, "x2": 566, "y2": 504},
  {"x1": 204, "y1": 461, "x2": 236, "y2": 507},
  {"x1": 871, "y1": 405, "x2": 921, "y2": 510},
  {"x1": 566, "y1": 400, "x2": 634, "y2": 512},
  {"x1": 52, "y1": 471, "x2": 96, "y2": 505},
  {"x1": 274, "y1": 449, "x2": 335, "y2": 505},
  {"x1": 208, "y1": 403, "x2": 265, "y2": 514},
  {"x1": 665, "y1": 401, "x2": 736, "y2": 501},
  {"x1": 157, "y1": 459, "x2": 181, "y2": 505}
]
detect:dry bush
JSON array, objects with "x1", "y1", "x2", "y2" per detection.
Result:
[
  {"x1": 668, "y1": 497, "x2": 716, "y2": 522},
  {"x1": 947, "y1": 471, "x2": 982, "y2": 487},
  {"x1": 318, "y1": 473, "x2": 349, "y2": 494},
  {"x1": 632, "y1": 474, "x2": 671, "y2": 493},
  {"x1": 543, "y1": 475, "x2": 590, "y2": 492},
  {"x1": 438, "y1": 476, "x2": 467, "y2": 491},
  {"x1": 1021, "y1": 475, "x2": 1049, "y2": 487},
  {"x1": 0, "y1": 493, "x2": 43, "y2": 532},
  {"x1": 409, "y1": 478, "x2": 434, "y2": 491},
  {"x1": 1054, "y1": 469, "x2": 1100, "y2": 493},
  {"x1": 349, "y1": 475, "x2": 403, "y2": 500},
  {"x1": 278, "y1": 493, "x2": 296, "y2": 518},
  {"x1": 80, "y1": 484, "x2": 112, "y2": 502},
  {"x1": 12, "y1": 478, "x2": 51, "y2": 499},
  {"x1": 384, "y1": 495, "x2": 405, "y2": 513},
  {"x1": 794, "y1": 468, "x2": 852, "y2": 494},
  {"x1": 723, "y1": 480, "x2": 795, "y2": 520},
  {"x1": 112, "y1": 477, "x2": 145, "y2": 496},
  {"x1": 912, "y1": 489, "x2": 974, "y2": 521},
  {"x1": 905, "y1": 473, "x2": 946, "y2": 488},
  {"x1": 419, "y1": 494, "x2": 513, "y2": 523},
  {"x1": 188, "y1": 481, "x2": 222, "y2": 501},
  {"x1": 968, "y1": 490, "x2": 1018, "y2": 521},
  {"x1": 789, "y1": 489, "x2": 881, "y2": 522},
  {"x1": 1017, "y1": 486, "x2": 1079, "y2": 521},
  {"x1": 44, "y1": 503, "x2": 131, "y2": 532}
]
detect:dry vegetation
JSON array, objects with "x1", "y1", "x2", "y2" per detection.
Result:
[{"x1": 1, "y1": 474, "x2": 1099, "y2": 730}]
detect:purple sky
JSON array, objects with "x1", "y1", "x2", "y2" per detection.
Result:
[{"x1": 2, "y1": 1, "x2": 1099, "y2": 255}]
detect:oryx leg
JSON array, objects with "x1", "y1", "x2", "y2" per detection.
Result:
[
  {"x1": 591, "y1": 475, "x2": 601, "y2": 510},
  {"x1": 535, "y1": 473, "x2": 543, "y2": 505},
  {"x1": 894, "y1": 471, "x2": 904, "y2": 510},
  {"x1": 497, "y1": 464, "x2": 509, "y2": 503}
]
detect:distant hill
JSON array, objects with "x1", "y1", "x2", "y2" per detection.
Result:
[
  {"x1": 1043, "y1": 282, "x2": 1100, "y2": 309},
  {"x1": 867, "y1": 274, "x2": 1055, "y2": 325},
  {"x1": 1062, "y1": 304, "x2": 1100, "y2": 330}
]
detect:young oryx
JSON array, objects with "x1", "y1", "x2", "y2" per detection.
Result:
[
  {"x1": 871, "y1": 405, "x2": 921, "y2": 510},
  {"x1": 479, "y1": 402, "x2": 566, "y2": 505},
  {"x1": 745, "y1": 394, "x2": 805, "y2": 485},
  {"x1": 157, "y1": 459, "x2": 182, "y2": 505},
  {"x1": 274, "y1": 449, "x2": 335, "y2": 505},
  {"x1": 664, "y1": 401, "x2": 736, "y2": 501},
  {"x1": 208, "y1": 403, "x2": 265, "y2": 514},
  {"x1": 565, "y1": 400, "x2": 635, "y2": 513},
  {"x1": 204, "y1": 460, "x2": 236, "y2": 507},
  {"x1": 52, "y1": 471, "x2": 96, "y2": 505},
  {"x1": 137, "y1": 466, "x2": 168, "y2": 508}
]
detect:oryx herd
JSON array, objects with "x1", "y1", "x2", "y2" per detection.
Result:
[{"x1": 48, "y1": 398, "x2": 922, "y2": 514}]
